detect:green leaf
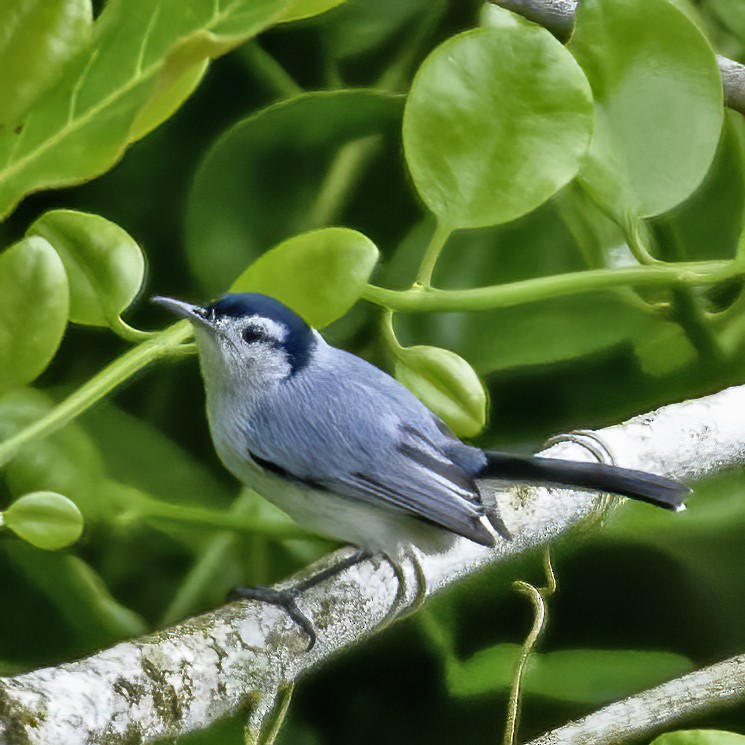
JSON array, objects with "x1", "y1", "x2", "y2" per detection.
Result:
[
  {"x1": 0, "y1": 0, "x2": 92, "y2": 127},
  {"x1": 186, "y1": 89, "x2": 402, "y2": 295},
  {"x1": 28, "y1": 209, "x2": 144, "y2": 327},
  {"x1": 392, "y1": 216, "x2": 686, "y2": 376},
  {"x1": 571, "y1": 0, "x2": 723, "y2": 219},
  {"x1": 0, "y1": 0, "x2": 290, "y2": 219},
  {"x1": 83, "y1": 402, "x2": 233, "y2": 508},
  {"x1": 394, "y1": 345, "x2": 487, "y2": 438},
  {"x1": 403, "y1": 26, "x2": 593, "y2": 229},
  {"x1": 708, "y1": 0, "x2": 745, "y2": 45},
  {"x1": 0, "y1": 389, "x2": 109, "y2": 519},
  {"x1": 129, "y1": 59, "x2": 208, "y2": 142},
  {"x1": 279, "y1": 0, "x2": 345, "y2": 24},
  {"x1": 231, "y1": 227, "x2": 379, "y2": 328},
  {"x1": 3, "y1": 491, "x2": 84, "y2": 551},
  {"x1": 447, "y1": 644, "x2": 692, "y2": 704},
  {"x1": 0, "y1": 236, "x2": 68, "y2": 394},
  {"x1": 5, "y1": 546, "x2": 147, "y2": 643},
  {"x1": 652, "y1": 112, "x2": 745, "y2": 262},
  {"x1": 651, "y1": 731, "x2": 745, "y2": 745},
  {"x1": 322, "y1": 0, "x2": 440, "y2": 59}
]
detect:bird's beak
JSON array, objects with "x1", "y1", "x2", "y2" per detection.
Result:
[{"x1": 151, "y1": 296, "x2": 214, "y2": 330}]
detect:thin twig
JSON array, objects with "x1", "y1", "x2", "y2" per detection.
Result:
[
  {"x1": 504, "y1": 551, "x2": 557, "y2": 745},
  {"x1": 527, "y1": 654, "x2": 745, "y2": 745}
]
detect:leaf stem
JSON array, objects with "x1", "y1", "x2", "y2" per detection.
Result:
[
  {"x1": 380, "y1": 310, "x2": 404, "y2": 355},
  {"x1": 625, "y1": 218, "x2": 661, "y2": 266},
  {"x1": 109, "y1": 315, "x2": 162, "y2": 343},
  {"x1": 306, "y1": 134, "x2": 382, "y2": 229},
  {"x1": 239, "y1": 42, "x2": 303, "y2": 99},
  {"x1": 363, "y1": 260, "x2": 739, "y2": 313},
  {"x1": 127, "y1": 490, "x2": 311, "y2": 540},
  {"x1": 415, "y1": 221, "x2": 451, "y2": 287},
  {"x1": 0, "y1": 321, "x2": 193, "y2": 467},
  {"x1": 160, "y1": 489, "x2": 259, "y2": 625}
]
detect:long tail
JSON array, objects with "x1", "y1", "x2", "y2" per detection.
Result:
[{"x1": 479, "y1": 452, "x2": 689, "y2": 511}]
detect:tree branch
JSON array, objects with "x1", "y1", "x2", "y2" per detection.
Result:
[
  {"x1": 528, "y1": 654, "x2": 745, "y2": 745},
  {"x1": 2, "y1": 385, "x2": 745, "y2": 743},
  {"x1": 490, "y1": 0, "x2": 745, "y2": 115}
]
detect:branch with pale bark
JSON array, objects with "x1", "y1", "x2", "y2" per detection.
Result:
[
  {"x1": 529, "y1": 654, "x2": 745, "y2": 745},
  {"x1": 1, "y1": 385, "x2": 745, "y2": 743},
  {"x1": 490, "y1": 0, "x2": 745, "y2": 115}
]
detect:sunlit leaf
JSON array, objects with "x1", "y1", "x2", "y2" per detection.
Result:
[
  {"x1": 0, "y1": 0, "x2": 290, "y2": 219},
  {"x1": 0, "y1": 0, "x2": 92, "y2": 127},
  {"x1": 0, "y1": 237, "x2": 68, "y2": 394},
  {"x1": 231, "y1": 227, "x2": 379, "y2": 328},
  {"x1": 28, "y1": 209, "x2": 144, "y2": 327},
  {"x1": 571, "y1": 0, "x2": 723, "y2": 218},
  {"x1": 403, "y1": 26, "x2": 593, "y2": 229},
  {"x1": 651, "y1": 731, "x2": 745, "y2": 745},
  {"x1": 394, "y1": 345, "x2": 486, "y2": 438},
  {"x1": 4, "y1": 491, "x2": 84, "y2": 551},
  {"x1": 279, "y1": 0, "x2": 345, "y2": 24}
]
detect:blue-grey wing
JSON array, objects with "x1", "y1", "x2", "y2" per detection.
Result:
[{"x1": 242, "y1": 348, "x2": 492, "y2": 544}]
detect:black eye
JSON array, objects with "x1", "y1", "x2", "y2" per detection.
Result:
[{"x1": 241, "y1": 325, "x2": 266, "y2": 344}]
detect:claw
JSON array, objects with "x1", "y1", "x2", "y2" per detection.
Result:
[
  {"x1": 230, "y1": 585, "x2": 317, "y2": 650},
  {"x1": 229, "y1": 549, "x2": 371, "y2": 651}
]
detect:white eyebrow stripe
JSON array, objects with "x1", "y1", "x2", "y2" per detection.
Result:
[{"x1": 246, "y1": 316, "x2": 287, "y2": 341}]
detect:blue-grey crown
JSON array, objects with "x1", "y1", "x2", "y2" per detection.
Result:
[{"x1": 207, "y1": 293, "x2": 315, "y2": 374}]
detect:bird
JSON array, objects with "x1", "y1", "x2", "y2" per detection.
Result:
[{"x1": 154, "y1": 292, "x2": 689, "y2": 645}]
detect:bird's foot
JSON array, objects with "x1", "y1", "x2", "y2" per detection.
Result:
[
  {"x1": 230, "y1": 585, "x2": 316, "y2": 650},
  {"x1": 230, "y1": 548, "x2": 371, "y2": 651},
  {"x1": 380, "y1": 547, "x2": 429, "y2": 630}
]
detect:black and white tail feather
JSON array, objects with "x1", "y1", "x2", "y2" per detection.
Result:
[{"x1": 479, "y1": 451, "x2": 689, "y2": 514}]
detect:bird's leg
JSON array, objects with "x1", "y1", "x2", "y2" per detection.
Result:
[
  {"x1": 230, "y1": 548, "x2": 371, "y2": 651},
  {"x1": 232, "y1": 547, "x2": 432, "y2": 649},
  {"x1": 378, "y1": 546, "x2": 429, "y2": 631}
]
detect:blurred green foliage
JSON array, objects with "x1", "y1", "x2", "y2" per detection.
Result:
[{"x1": 1, "y1": 0, "x2": 745, "y2": 743}]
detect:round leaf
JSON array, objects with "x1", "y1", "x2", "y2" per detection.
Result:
[
  {"x1": 186, "y1": 90, "x2": 402, "y2": 295},
  {"x1": 231, "y1": 227, "x2": 379, "y2": 328},
  {"x1": 4, "y1": 491, "x2": 84, "y2": 551},
  {"x1": 28, "y1": 209, "x2": 145, "y2": 326},
  {"x1": 394, "y1": 345, "x2": 486, "y2": 438},
  {"x1": 403, "y1": 26, "x2": 593, "y2": 229},
  {"x1": 651, "y1": 732, "x2": 745, "y2": 745},
  {"x1": 571, "y1": 0, "x2": 723, "y2": 218},
  {"x1": 0, "y1": 236, "x2": 68, "y2": 394}
]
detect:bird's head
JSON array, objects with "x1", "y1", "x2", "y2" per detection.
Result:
[{"x1": 153, "y1": 292, "x2": 316, "y2": 388}]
